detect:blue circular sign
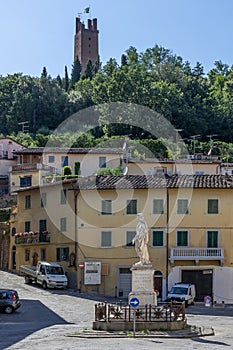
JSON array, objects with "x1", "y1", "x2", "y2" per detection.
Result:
[{"x1": 130, "y1": 297, "x2": 140, "y2": 307}]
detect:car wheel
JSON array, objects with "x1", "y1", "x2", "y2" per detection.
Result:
[
  {"x1": 42, "y1": 281, "x2": 47, "y2": 289},
  {"x1": 4, "y1": 306, "x2": 14, "y2": 314},
  {"x1": 25, "y1": 276, "x2": 32, "y2": 284}
]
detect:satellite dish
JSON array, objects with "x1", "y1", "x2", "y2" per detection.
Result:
[{"x1": 123, "y1": 166, "x2": 128, "y2": 176}]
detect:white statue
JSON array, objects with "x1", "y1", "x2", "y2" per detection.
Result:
[{"x1": 132, "y1": 213, "x2": 151, "y2": 265}]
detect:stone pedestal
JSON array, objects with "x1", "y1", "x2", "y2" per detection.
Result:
[{"x1": 128, "y1": 264, "x2": 157, "y2": 306}]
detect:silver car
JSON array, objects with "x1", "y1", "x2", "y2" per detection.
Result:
[{"x1": 0, "y1": 289, "x2": 21, "y2": 314}]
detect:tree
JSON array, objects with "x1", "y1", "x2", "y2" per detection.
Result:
[
  {"x1": 70, "y1": 57, "x2": 82, "y2": 88},
  {"x1": 64, "y1": 66, "x2": 69, "y2": 92},
  {"x1": 83, "y1": 60, "x2": 94, "y2": 80},
  {"x1": 41, "y1": 66, "x2": 48, "y2": 78}
]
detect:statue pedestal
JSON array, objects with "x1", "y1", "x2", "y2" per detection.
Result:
[{"x1": 129, "y1": 264, "x2": 157, "y2": 306}]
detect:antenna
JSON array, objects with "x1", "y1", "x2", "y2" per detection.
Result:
[
  {"x1": 207, "y1": 134, "x2": 218, "y2": 156},
  {"x1": 190, "y1": 134, "x2": 201, "y2": 156},
  {"x1": 123, "y1": 166, "x2": 128, "y2": 176},
  {"x1": 18, "y1": 121, "x2": 29, "y2": 139},
  {"x1": 174, "y1": 129, "x2": 183, "y2": 142},
  {"x1": 122, "y1": 136, "x2": 130, "y2": 175}
]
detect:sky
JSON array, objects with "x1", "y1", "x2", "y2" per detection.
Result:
[{"x1": 0, "y1": 0, "x2": 233, "y2": 78}]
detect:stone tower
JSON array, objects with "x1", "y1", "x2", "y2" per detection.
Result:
[{"x1": 74, "y1": 17, "x2": 99, "y2": 72}]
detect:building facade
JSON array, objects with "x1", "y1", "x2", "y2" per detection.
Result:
[
  {"x1": 9, "y1": 147, "x2": 122, "y2": 194},
  {"x1": 9, "y1": 174, "x2": 233, "y2": 303}
]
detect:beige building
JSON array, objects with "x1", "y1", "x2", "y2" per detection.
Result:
[
  {"x1": 9, "y1": 147, "x2": 122, "y2": 194},
  {"x1": 9, "y1": 174, "x2": 233, "y2": 303},
  {"x1": 127, "y1": 157, "x2": 221, "y2": 176}
]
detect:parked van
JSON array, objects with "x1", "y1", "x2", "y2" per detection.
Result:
[
  {"x1": 19, "y1": 261, "x2": 68, "y2": 289},
  {"x1": 167, "y1": 283, "x2": 196, "y2": 306}
]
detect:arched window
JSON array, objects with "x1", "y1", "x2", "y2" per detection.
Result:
[{"x1": 12, "y1": 227, "x2": 16, "y2": 236}]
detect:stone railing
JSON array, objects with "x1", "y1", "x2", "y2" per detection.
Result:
[{"x1": 170, "y1": 247, "x2": 224, "y2": 264}]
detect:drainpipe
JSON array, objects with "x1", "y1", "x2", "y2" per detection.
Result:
[{"x1": 165, "y1": 183, "x2": 170, "y2": 297}]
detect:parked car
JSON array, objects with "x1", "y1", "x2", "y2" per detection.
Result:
[
  {"x1": 167, "y1": 283, "x2": 196, "y2": 307},
  {"x1": 0, "y1": 289, "x2": 21, "y2": 314}
]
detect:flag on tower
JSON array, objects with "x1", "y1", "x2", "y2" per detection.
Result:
[{"x1": 84, "y1": 7, "x2": 90, "y2": 13}]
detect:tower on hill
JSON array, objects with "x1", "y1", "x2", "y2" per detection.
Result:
[{"x1": 74, "y1": 17, "x2": 99, "y2": 72}]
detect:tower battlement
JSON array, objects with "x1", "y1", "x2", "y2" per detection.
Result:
[{"x1": 74, "y1": 17, "x2": 99, "y2": 72}]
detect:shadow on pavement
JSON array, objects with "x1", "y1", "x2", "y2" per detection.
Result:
[
  {"x1": 186, "y1": 303, "x2": 233, "y2": 317},
  {"x1": 0, "y1": 299, "x2": 72, "y2": 349},
  {"x1": 192, "y1": 337, "x2": 231, "y2": 346}
]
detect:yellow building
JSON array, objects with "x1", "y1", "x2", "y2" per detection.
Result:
[
  {"x1": 9, "y1": 174, "x2": 233, "y2": 303},
  {"x1": 9, "y1": 147, "x2": 122, "y2": 194}
]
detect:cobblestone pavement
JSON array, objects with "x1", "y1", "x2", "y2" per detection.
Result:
[{"x1": 0, "y1": 270, "x2": 233, "y2": 350}]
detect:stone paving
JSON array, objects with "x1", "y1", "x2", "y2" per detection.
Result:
[{"x1": 0, "y1": 270, "x2": 233, "y2": 350}]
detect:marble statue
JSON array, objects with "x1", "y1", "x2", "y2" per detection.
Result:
[{"x1": 132, "y1": 213, "x2": 151, "y2": 265}]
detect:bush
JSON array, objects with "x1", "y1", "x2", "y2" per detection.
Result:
[{"x1": 63, "y1": 166, "x2": 72, "y2": 176}]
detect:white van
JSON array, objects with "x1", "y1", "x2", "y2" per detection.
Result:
[{"x1": 167, "y1": 283, "x2": 196, "y2": 306}]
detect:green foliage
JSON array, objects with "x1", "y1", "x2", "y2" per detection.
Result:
[
  {"x1": 74, "y1": 162, "x2": 81, "y2": 175},
  {"x1": 95, "y1": 164, "x2": 123, "y2": 176},
  {"x1": 2, "y1": 43, "x2": 233, "y2": 144},
  {"x1": 63, "y1": 166, "x2": 72, "y2": 176},
  {"x1": 70, "y1": 58, "x2": 82, "y2": 88}
]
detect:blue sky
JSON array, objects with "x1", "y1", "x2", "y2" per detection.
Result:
[{"x1": 0, "y1": 0, "x2": 232, "y2": 77}]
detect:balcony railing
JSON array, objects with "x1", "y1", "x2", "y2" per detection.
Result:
[
  {"x1": 11, "y1": 163, "x2": 55, "y2": 172},
  {"x1": 170, "y1": 247, "x2": 224, "y2": 264},
  {"x1": 15, "y1": 233, "x2": 50, "y2": 245},
  {"x1": 12, "y1": 163, "x2": 37, "y2": 171}
]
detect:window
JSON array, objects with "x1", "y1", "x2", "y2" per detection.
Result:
[
  {"x1": 41, "y1": 193, "x2": 47, "y2": 208},
  {"x1": 57, "y1": 247, "x2": 69, "y2": 261},
  {"x1": 25, "y1": 249, "x2": 30, "y2": 262},
  {"x1": 126, "y1": 231, "x2": 136, "y2": 247},
  {"x1": 101, "y1": 200, "x2": 112, "y2": 215},
  {"x1": 25, "y1": 221, "x2": 31, "y2": 232},
  {"x1": 60, "y1": 189, "x2": 67, "y2": 204},
  {"x1": 207, "y1": 230, "x2": 218, "y2": 248},
  {"x1": 152, "y1": 230, "x2": 164, "y2": 247},
  {"x1": 99, "y1": 156, "x2": 106, "y2": 168},
  {"x1": 126, "y1": 199, "x2": 137, "y2": 215},
  {"x1": 101, "y1": 231, "x2": 112, "y2": 247},
  {"x1": 39, "y1": 219, "x2": 47, "y2": 233},
  {"x1": 41, "y1": 248, "x2": 46, "y2": 261},
  {"x1": 48, "y1": 155, "x2": 55, "y2": 163},
  {"x1": 177, "y1": 230, "x2": 188, "y2": 247},
  {"x1": 208, "y1": 199, "x2": 219, "y2": 214},
  {"x1": 153, "y1": 199, "x2": 164, "y2": 214},
  {"x1": 20, "y1": 176, "x2": 32, "y2": 187},
  {"x1": 61, "y1": 156, "x2": 68, "y2": 167},
  {"x1": 177, "y1": 199, "x2": 189, "y2": 214},
  {"x1": 60, "y1": 217, "x2": 67, "y2": 232},
  {"x1": 11, "y1": 227, "x2": 16, "y2": 236},
  {"x1": 25, "y1": 195, "x2": 31, "y2": 209}
]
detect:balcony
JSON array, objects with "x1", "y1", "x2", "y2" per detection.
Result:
[
  {"x1": 15, "y1": 232, "x2": 50, "y2": 245},
  {"x1": 170, "y1": 247, "x2": 224, "y2": 265},
  {"x1": 11, "y1": 163, "x2": 55, "y2": 173}
]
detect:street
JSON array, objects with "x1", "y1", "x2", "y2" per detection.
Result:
[{"x1": 0, "y1": 270, "x2": 233, "y2": 350}]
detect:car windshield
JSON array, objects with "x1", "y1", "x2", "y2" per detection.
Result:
[
  {"x1": 170, "y1": 287, "x2": 188, "y2": 295},
  {"x1": 45, "y1": 266, "x2": 64, "y2": 275}
]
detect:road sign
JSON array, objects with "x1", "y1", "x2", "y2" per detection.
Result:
[{"x1": 129, "y1": 297, "x2": 140, "y2": 308}]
